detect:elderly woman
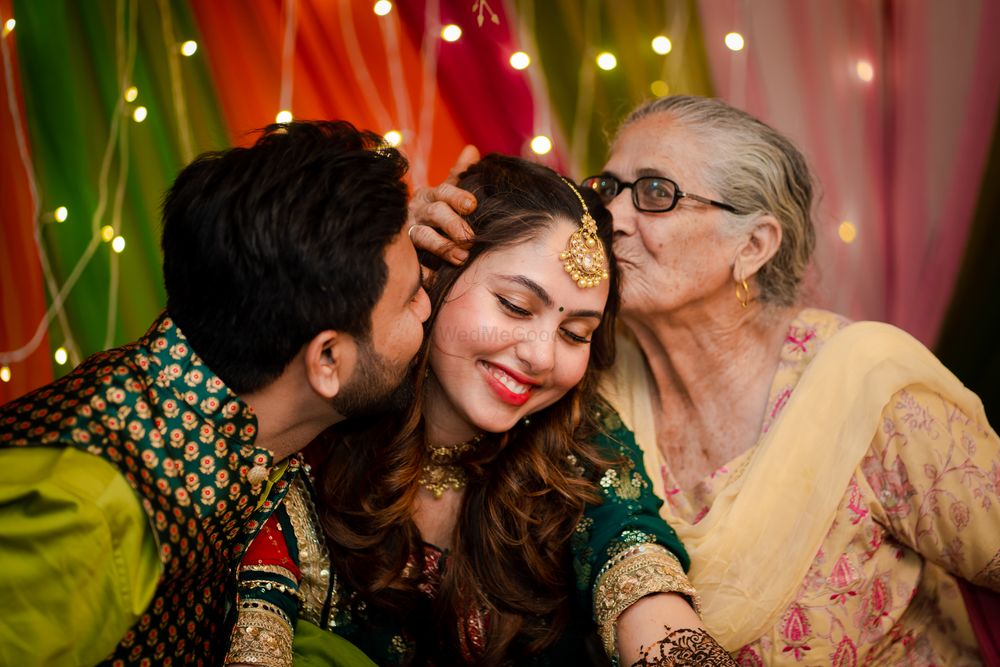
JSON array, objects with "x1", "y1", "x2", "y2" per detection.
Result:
[{"x1": 412, "y1": 95, "x2": 1000, "y2": 664}]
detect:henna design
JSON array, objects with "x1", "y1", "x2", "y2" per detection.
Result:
[{"x1": 630, "y1": 626, "x2": 737, "y2": 666}]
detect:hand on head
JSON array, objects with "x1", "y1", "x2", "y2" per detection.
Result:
[{"x1": 408, "y1": 145, "x2": 481, "y2": 266}]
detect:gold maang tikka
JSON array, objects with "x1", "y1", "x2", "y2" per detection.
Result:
[{"x1": 558, "y1": 177, "x2": 609, "y2": 289}]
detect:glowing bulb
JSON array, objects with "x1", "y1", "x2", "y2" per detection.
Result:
[
  {"x1": 596, "y1": 52, "x2": 617, "y2": 71},
  {"x1": 838, "y1": 221, "x2": 857, "y2": 244},
  {"x1": 132, "y1": 106, "x2": 148, "y2": 122},
  {"x1": 3, "y1": 19, "x2": 15, "y2": 36},
  {"x1": 530, "y1": 135, "x2": 552, "y2": 155},
  {"x1": 373, "y1": 0, "x2": 392, "y2": 16},
  {"x1": 650, "y1": 80, "x2": 670, "y2": 97},
  {"x1": 112, "y1": 235, "x2": 126, "y2": 253},
  {"x1": 54, "y1": 347, "x2": 68, "y2": 366},
  {"x1": 441, "y1": 24, "x2": 462, "y2": 42},
  {"x1": 855, "y1": 60, "x2": 874, "y2": 82},
  {"x1": 275, "y1": 110, "x2": 293, "y2": 124},
  {"x1": 652, "y1": 36, "x2": 672, "y2": 55},
  {"x1": 0, "y1": 366, "x2": 9, "y2": 383},
  {"x1": 54, "y1": 206, "x2": 68, "y2": 223},
  {"x1": 509, "y1": 51, "x2": 530, "y2": 70},
  {"x1": 124, "y1": 86, "x2": 138, "y2": 102},
  {"x1": 383, "y1": 130, "x2": 402, "y2": 147},
  {"x1": 725, "y1": 32, "x2": 745, "y2": 51},
  {"x1": 101, "y1": 225, "x2": 115, "y2": 242},
  {"x1": 180, "y1": 40, "x2": 198, "y2": 56}
]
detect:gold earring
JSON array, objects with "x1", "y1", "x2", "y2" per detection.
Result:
[{"x1": 735, "y1": 278, "x2": 750, "y2": 308}]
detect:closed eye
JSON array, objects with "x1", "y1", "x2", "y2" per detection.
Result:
[
  {"x1": 560, "y1": 328, "x2": 591, "y2": 344},
  {"x1": 496, "y1": 294, "x2": 531, "y2": 317}
]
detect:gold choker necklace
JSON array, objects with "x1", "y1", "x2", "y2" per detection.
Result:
[{"x1": 419, "y1": 435, "x2": 482, "y2": 499}]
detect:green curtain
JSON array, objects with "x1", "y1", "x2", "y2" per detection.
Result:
[
  {"x1": 13, "y1": 0, "x2": 228, "y2": 372},
  {"x1": 514, "y1": 0, "x2": 714, "y2": 177}
]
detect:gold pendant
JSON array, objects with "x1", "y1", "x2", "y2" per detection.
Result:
[{"x1": 419, "y1": 463, "x2": 467, "y2": 499}]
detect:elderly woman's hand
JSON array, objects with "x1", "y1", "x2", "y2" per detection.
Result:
[{"x1": 408, "y1": 145, "x2": 480, "y2": 265}]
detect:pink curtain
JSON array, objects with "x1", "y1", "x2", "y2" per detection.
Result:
[{"x1": 698, "y1": 0, "x2": 1000, "y2": 346}]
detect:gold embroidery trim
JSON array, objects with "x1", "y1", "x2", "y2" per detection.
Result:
[
  {"x1": 593, "y1": 543, "x2": 700, "y2": 658},
  {"x1": 241, "y1": 563, "x2": 298, "y2": 578},
  {"x1": 283, "y1": 474, "x2": 333, "y2": 626},
  {"x1": 225, "y1": 604, "x2": 294, "y2": 667}
]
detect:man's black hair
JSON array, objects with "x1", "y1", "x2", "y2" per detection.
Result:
[{"x1": 161, "y1": 120, "x2": 409, "y2": 394}]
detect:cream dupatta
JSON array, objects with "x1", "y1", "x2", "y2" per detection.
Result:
[{"x1": 602, "y1": 321, "x2": 990, "y2": 650}]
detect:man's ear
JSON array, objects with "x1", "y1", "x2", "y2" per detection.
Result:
[
  {"x1": 733, "y1": 214, "x2": 782, "y2": 281},
  {"x1": 303, "y1": 330, "x2": 354, "y2": 400}
]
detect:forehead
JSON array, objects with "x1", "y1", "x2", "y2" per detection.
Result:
[
  {"x1": 607, "y1": 113, "x2": 710, "y2": 184},
  {"x1": 462, "y1": 219, "x2": 609, "y2": 309}
]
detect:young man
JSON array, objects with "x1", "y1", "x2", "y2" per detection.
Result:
[{"x1": 0, "y1": 121, "x2": 430, "y2": 666}]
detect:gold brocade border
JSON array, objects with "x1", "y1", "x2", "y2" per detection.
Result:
[
  {"x1": 241, "y1": 563, "x2": 298, "y2": 578},
  {"x1": 593, "y1": 543, "x2": 700, "y2": 658},
  {"x1": 283, "y1": 473, "x2": 333, "y2": 625},
  {"x1": 225, "y1": 604, "x2": 294, "y2": 667}
]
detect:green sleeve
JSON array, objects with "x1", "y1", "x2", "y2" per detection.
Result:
[
  {"x1": 0, "y1": 448, "x2": 161, "y2": 666},
  {"x1": 292, "y1": 619, "x2": 378, "y2": 667},
  {"x1": 572, "y1": 407, "x2": 690, "y2": 597}
]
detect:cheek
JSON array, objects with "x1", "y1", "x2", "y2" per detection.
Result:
[
  {"x1": 551, "y1": 348, "x2": 591, "y2": 393},
  {"x1": 430, "y1": 296, "x2": 491, "y2": 359}
]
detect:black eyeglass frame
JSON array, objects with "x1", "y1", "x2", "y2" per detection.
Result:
[{"x1": 581, "y1": 175, "x2": 741, "y2": 215}]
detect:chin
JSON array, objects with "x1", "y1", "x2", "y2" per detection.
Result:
[{"x1": 466, "y1": 409, "x2": 524, "y2": 436}]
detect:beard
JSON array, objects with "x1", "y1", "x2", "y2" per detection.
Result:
[{"x1": 331, "y1": 336, "x2": 416, "y2": 420}]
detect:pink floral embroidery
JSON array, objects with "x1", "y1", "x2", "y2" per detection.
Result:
[
  {"x1": 894, "y1": 390, "x2": 939, "y2": 438},
  {"x1": 950, "y1": 501, "x2": 970, "y2": 531},
  {"x1": 763, "y1": 387, "x2": 793, "y2": 434},
  {"x1": 780, "y1": 604, "x2": 812, "y2": 660},
  {"x1": 846, "y1": 478, "x2": 869, "y2": 525},
  {"x1": 735, "y1": 646, "x2": 764, "y2": 666},
  {"x1": 785, "y1": 328, "x2": 816, "y2": 353},
  {"x1": 832, "y1": 636, "x2": 858, "y2": 667},
  {"x1": 828, "y1": 554, "x2": 859, "y2": 604},
  {"x1": 856, "y1": 574, "x2": 892, "y2": 641},
  {"x1": 861, "y1": 455, "x2": 916, "y2": 518}
]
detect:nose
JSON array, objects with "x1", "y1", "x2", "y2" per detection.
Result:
[
  {"x1": 607, "y1": 188, "x2": 637, "y2": 236},
  {"x1": 514, "y1": 329, "x2": 555, "y2": 376}
]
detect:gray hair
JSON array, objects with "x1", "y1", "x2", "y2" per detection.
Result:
[{"x1": 619, "y1": 95, "x2": 815, "y2": 307}]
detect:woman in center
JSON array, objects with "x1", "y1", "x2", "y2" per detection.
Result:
[{"x1": 226, "y1": 154, "x2": 734, "y2": 666}]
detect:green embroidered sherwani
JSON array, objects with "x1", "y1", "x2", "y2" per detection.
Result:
[{"x1": 0, "y1": 313, "x2": 299, "y2": 666}]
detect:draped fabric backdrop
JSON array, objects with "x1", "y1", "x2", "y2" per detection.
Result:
[{"x1": 1, "y1": 0, "x2": 998, "y2": 423}]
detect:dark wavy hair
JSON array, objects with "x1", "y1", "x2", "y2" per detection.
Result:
[
  {"x1": 314, "y1": 154, "x2": 621, "y2": 664},
  {"x1": 162, "y1": 120, "x2": 409, "y2": 394}
]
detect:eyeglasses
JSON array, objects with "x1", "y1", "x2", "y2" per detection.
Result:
[{"x1": 581, "y1": 174, "x2": 740, "y2": 215}]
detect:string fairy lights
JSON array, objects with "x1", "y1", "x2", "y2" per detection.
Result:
[
  {"x1": 652, "y1": 35, "x2": 672, "y2": 55},
  {"x1": 596, "y1": 52, "x2": 617, "y2": 70},
  {"x1": 529, "y1": 135, "x2": 552, "y2": 155},
  {"x1": 7, "y1": 2, "x2": 739, "y2": 386},
  {"x1": 0, "y1": 0, "x2": 207, "y2": 379},
  {"x1": 509, "y1": 51, "x2": 530, "y2": 70}
]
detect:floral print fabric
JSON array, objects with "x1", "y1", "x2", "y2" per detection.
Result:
[{"x1": 659, "y1": 309, "x2": 999, "y2": 666}]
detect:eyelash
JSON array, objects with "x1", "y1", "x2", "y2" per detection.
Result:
[{"x1": 495, "y1": 294, "x2": 591, "y2": 344}]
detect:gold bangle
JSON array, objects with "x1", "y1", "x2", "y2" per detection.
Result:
[
  {"x1": 225, "y1": 603, "x2": 294, "y2": 667},
  {"x1": 593, "y1": 543, "x2": 700, "y2": 658}
]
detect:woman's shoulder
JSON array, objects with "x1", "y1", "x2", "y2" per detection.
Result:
[
  {"x1": 588, "y1": 399, "x2": 641, "y2": 459},
  {"x1": 783, "y1": 307, "x2": 853, "y2": 360}
]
